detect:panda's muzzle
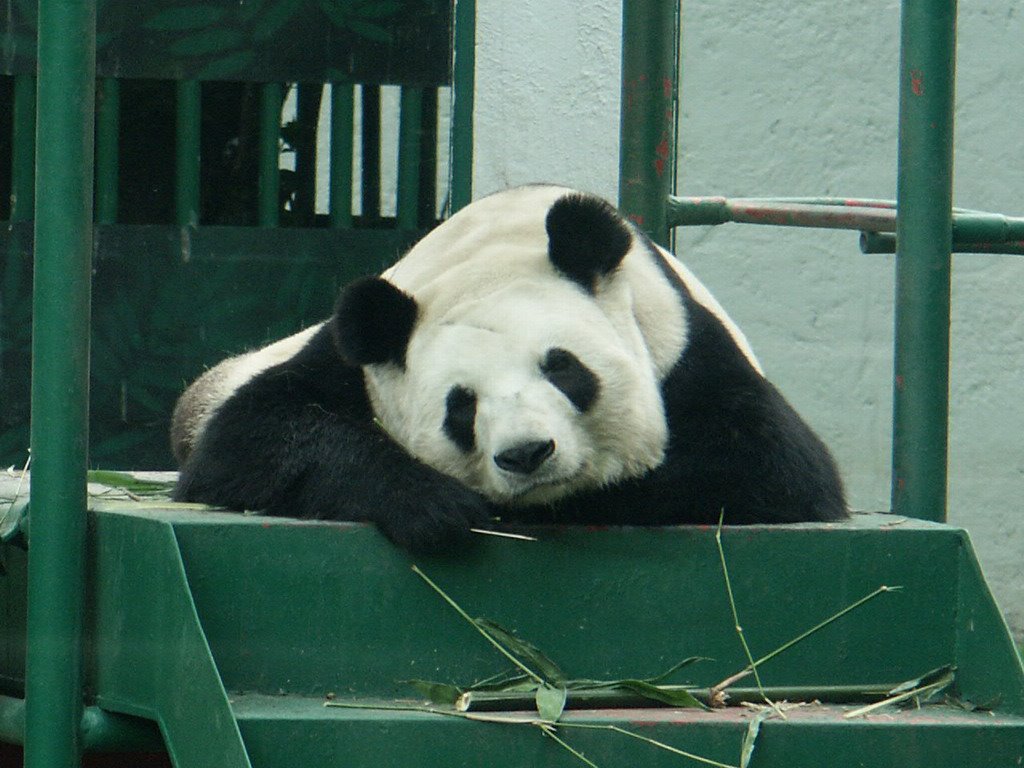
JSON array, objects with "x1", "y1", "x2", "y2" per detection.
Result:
[{"x1": 494, "y1": 439, "x2": 555, "y2": 475}]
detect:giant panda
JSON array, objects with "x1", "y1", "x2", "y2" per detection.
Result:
[{"x1": 172, "y1": 185, "x2": 846, "y2": 551}]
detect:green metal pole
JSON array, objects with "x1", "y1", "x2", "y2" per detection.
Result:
[
  {"x1": 329, "y1": 83, "x2": 354, "y2": 229},
  {"x1": 891, "y1": 0, "x2": 956, "y2": 522},
  {"x1": 11, "y1": 75, "x2": 36, "y2": 223},
  {"x1": 175, "y1": 80, "x2": 201, "y2": 228},
  {"x1": 618, "y1": 0, "x2": 679, "y2": 246},
  {"x1": 449, "y1": 0, "x2": 475, "y2": 213},
  {"x1": 397, "y1": 86, "x2": 424, "y2": 230},
  {"x1": 25, "y1": 1, "x2": 95, "y2": 767},
  {"x1": 96, "y1": 78, "x2": 120, "y2": 224},
  {"x1": 259, "y1": 82, "x2": 283, "y2": 227}
]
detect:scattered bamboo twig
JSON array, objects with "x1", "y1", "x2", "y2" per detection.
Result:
[
  {"x1": 470, "y1": 528, "x2": 538, "y2": 541},
  {"x1": 411, "y1": 564, "x2": 545, "y2": 685}
]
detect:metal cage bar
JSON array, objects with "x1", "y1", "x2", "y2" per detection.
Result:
[
  {"x1": 10, "y1": 75, "x2": 36, "y2": 223},
  {"x1": 258, "y1": 82, "x2": 283, "y2": 228},
  {"x1": 175, "y1": 80, "x2": 201, "y2": 228},
  {"x1": 329, "y1": 82, "x2": 355, "y2": 229},
  {"x1": 397, "y1": 86, "x2": 424, "y2": 230},
  {"x1": 891, "y1": 0, "x2": 957, "y2": 522},
  {"x1": 618, "y1": 0, "x2": 679, "y2": 246},
  {"x1": 95, "y1": 77, "x2": 119, "y2": 224},
  {"x1": 24, "y1": 0, "x2": 96, "y2": 765},
  {"x1": 449, "y1": 0, "x2": 475, "y2": 212}
]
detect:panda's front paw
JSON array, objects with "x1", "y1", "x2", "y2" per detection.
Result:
[{"x1": 374, "y1": 478, "x2": 495, "y2": 554}]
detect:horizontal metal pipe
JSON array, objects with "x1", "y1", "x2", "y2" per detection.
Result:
[
  {"x1": 0, "y1": 695, "x2": 164, "y2": 752},
  {"x1": 861, "y1": 231, "x2": 1024, "y2": 256}
]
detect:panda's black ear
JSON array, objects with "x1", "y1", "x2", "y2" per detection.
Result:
[
  {"x1": 546, "y1": 193, "x2": 633, "y2": 293},
  {"x1": 331, "y1": 277, "x2": 418, "y2": 367}
]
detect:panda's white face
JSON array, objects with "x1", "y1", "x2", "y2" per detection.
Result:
[{"x1": 365, "y1": 279, "x2": 669, "y2": 505}]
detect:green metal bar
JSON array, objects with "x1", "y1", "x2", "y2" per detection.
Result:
[
  {"x1": 0, "y1": 695, "x2": 164, "y2": 752},
  {"x1": 397, "y1": 86, "x2": 424, "y2": 230},
  {"x1": 891, "y1": 0, "x2": 956, "y2": 522},
  {"x1": 666, "y1": 196, "x2": 897, "y2": 231},
  {"x1": 10, "y1": 75, "x2": 36, "y2": 223},
  {"x1": 449, "y1": 0, "x2": 475, "y2": 213},
  {"x1": 175, "y1": 80, "x2": 201, "y2": 228},
  {"x1": 95, "y1": 78, "x2": 120, "y2": 224},
  {"x1": 618, "y1": 0, "x2": 679, "y2": 246},
  {"x1": 258, "y1": 82, "x2": 284, "y2": 228},
  {"x1": 360, "y1": 84, "x2": 381, "y2": 225},
  {"x1": 26, "y1": 1, "x2": 96, "y2": 767},
  {"x1": 330, "y1": 82, "x2": 354, "y2": 229},
  {"x1": 862, "y1": 230, "x2": 1024, "y2": 256}
]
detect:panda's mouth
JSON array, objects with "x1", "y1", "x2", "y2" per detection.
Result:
[{"x1": 499, "y1": 472, "x2": 585, "y2": 505}]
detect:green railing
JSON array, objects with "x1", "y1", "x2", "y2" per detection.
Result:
[{"x1": 619, "y1": 0, "x2": 1021, "y2": 525}]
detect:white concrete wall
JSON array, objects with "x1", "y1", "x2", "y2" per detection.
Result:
[{"x1": 472, "y1": 0, "x2": 1024, "y2": 638}]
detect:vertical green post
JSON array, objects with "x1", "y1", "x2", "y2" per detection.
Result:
[
  {"x1": 330, "y1": 83, "x2": 354, "y2": 229},
  {"x1": 891, "y1": 0, "x2": 956, "y2": 522},
  {"x1": 175, "y1": 80, "x2": 201, "y2": 227},
  {"x1": 618, "y1": 0, "x2": 678, "y2": 246},
  {"x1": 26, "y1": 0, "x2": 95, "y2": 767},
  {"x1": 96, "y1": 78, "x2": 120, "y2": 224},
  {"x1": 449, "y1": 0, "x2": 475, "y2": 213},
  {"x1": 11, "y1": 75, "x2": 36, "y2": 223},
  {"x1": 259, "y1": 82, "x2": 283, "y2": 227},
  {"x1": 397, "y1": 86, "x2": 424, "y2": 230}
]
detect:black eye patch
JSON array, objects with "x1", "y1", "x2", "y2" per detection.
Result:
[
  {"x1": 541, "y1": 348, "x2": 600, "y2": 412},
  {"x1": 443, "y1": 386, "x2": 477, "y2": 452}
]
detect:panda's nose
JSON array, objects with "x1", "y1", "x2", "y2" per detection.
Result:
[{"x1": 494, "y1": 440, "x2": 555, "y2": 475}]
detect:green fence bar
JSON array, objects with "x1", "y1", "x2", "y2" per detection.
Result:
[
  {"x1": 449, "y1": 0, "x2": 475, "y2": 212},
  {"x1": 862, "y1": 230, "x2": 1024, "y2": 256},
  {"x1": 891, "y1": 0, "x2": 956, "y2": 522},
  {"x1": 25, "y1": 0, "x2": 96, "y2": 766},
  {"x1": 618, "y1": 0, "x2": 679, "y2": 246},
  {"x1": 10, "y1": 75, "x2": 36, "y2": 223},
  {"x1": 175, "y1": 80, "x2": 201, "y2": 228},
  {"x1": 360, "y1": 84, "x2": 381, "y2": 225},
  {"x1": 397, "y1": 86, "x2": 424, "y2": 230},
  {"x1": 330, "y1": 83, "x2": 354, "y2": 229},
  {"x1": 259, "y1": 82, "x2": 284, "y2": 227},
  {"x1": 96, "y1": 78, "x2": 119, "y2": 224}
]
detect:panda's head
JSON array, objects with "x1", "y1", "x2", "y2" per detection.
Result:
[{"x1": 331, "y1": 190, "x2": 673, "y2": 505}]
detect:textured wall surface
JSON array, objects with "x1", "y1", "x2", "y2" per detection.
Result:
[{"x1": 472, "y1": 1, "x2": 1024, "y2": 638}]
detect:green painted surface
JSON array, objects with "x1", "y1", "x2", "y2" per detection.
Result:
[
  {"x1": 891, "y1": 0, "x2": 957, "y2": 523},
  {"x1": 0, "y1": 224, "x2": 423, "y2": 469},
  {"x1": 0, "y1": 0, "x2": 451, "y2": 84},
  {"x1": 2, "y1": 496, "x2": 1024, "y2": 763}
]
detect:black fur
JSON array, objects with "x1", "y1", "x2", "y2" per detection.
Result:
[
  {"x1": 443, "y1": 386, "x2": 477, "y2": 453},
  {"x1": 331, "y1": 277, "x2": 418, "y2": 367},
  {"x1": 174, "y1": 325, "x2": 494, "y2": 553},
  {"x1": 540, "y1": 348, "x2": 600, "y2": 413},
  {"x1": 514, "y1": 240, "x2": 847, "y2": 527},
  {"x1": 546, "y1": 193, "x2": 633, "y2": 292}
]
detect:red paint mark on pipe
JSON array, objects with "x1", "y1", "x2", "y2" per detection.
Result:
[
  {"x1": 895, "y1": 374, "x2": 905, "y2": 391},
  {"x1": 662, "y1": 76, "x2": 673, "y2": 99},
  {"x1": 628, "y1": 213, "x2": 645, "y2": 226},
  {"x1": 910, "y1": 69, "x2": 924, "y2": 96}
]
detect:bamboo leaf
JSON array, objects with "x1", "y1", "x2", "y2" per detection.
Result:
[
  {"x1": 143, "y1": 6, "x2": 229, "y2": 31},
  {"x1": 739, "y1": 710, "x2": 768, "y2": 768},
  {"x1": 535, "y1": 684, "x2": 567, "y2": 723},
  {"x1": 347, "y1": 18, "x2": 392, "y2": 43},
  {"x1": 405, "y1": 679, "x2": 462, "y2": 706},
  {"x1": 473, "y1": 618, "x2": 566, "y2": 684},
  {"x1": 641, "y1": 656, "x2": 708, "y2": 685},
  {"x1": 168, "y1": 28, "x2": 245, "y2": 57},
  {"x1": 253, "y1": 0, "x2": 304, "y2": 41},
  {"x1": 197, "y1": 50, "x2": 257, "y2": 80},
  {"x1": 601, "y1": 680, "x2": 708, "y2": 710}
]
